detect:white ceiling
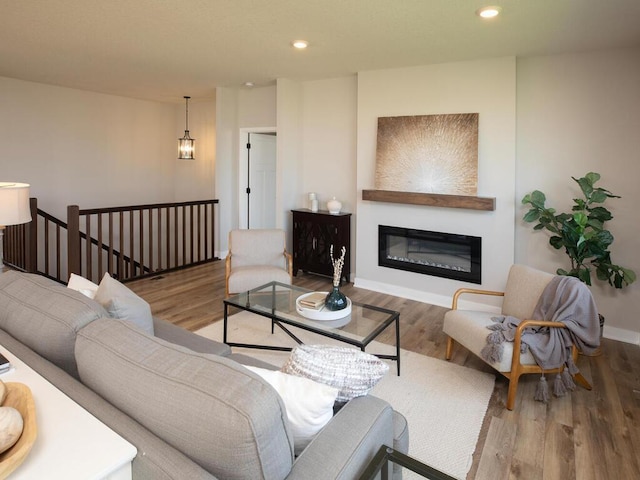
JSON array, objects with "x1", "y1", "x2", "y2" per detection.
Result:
[{"x1": 1, "y1": 0, "x2": 639, "y2": 103}]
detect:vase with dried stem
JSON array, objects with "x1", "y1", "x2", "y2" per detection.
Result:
[{"x1": 325, "y1": 245, "x2": 348, "y2": 311}]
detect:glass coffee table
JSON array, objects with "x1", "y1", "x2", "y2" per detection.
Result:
[{"x1": 223, "y1": 281, "x2": 401, "y2": 375}]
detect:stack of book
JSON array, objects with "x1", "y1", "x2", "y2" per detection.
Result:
[{"x1": 298, "y1": 292, "x2": 326, "y2": 310}]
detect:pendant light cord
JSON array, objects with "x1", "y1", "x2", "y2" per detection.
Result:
[{"x1": 184, "y1": 96, "x2": 190, "y2": 131}]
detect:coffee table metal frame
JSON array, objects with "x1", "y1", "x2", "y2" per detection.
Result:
[
  {"x1": 358, "y1": 445, "x2": 456, "y2": 480},
  {"x1": 223, "y1": 281, "x2": 401, "y2": 375}
]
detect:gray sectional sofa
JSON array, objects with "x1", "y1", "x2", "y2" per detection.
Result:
[{"x1": 0, "y1": 270, "x2": 408, "y2": 479}]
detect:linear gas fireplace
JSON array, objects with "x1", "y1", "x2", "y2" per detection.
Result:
[{"x1": 378, "y1": 225, "x2": 481, "y2": 284}]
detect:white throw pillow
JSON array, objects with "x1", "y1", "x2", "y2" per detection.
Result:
[
  {"x1": 67, "y1": 273, "x2": 99, "y2": 299},
  {"x1": 244, "y1": 365, "x2": 338, "y2": 455},
  {"x1": 94, "y1": 273, "x2": 154, "y2": 335}
]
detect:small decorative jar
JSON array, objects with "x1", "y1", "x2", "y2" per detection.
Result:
[
  {"x1": 327, "y1": 197, "x2": 342, "y2": 214},
  {"x1": 308, "y1": 192, "x2": 318, "y2": 212}
]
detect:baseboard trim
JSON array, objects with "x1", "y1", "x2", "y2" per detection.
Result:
[
  {"x1": 353, "y1": 277, "x2": 639, "y2": 345},
  {"x1": 603, "y1": 325, "x2": 640, "y2": 345},
  {"x1": 353, "y1": 277, "x2": 501, "y2": 313}
]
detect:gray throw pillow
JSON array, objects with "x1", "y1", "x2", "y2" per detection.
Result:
[{"x1": 94, "y1": 273, "x2": 154, "y2": 335}]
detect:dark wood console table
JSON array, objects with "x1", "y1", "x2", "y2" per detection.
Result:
[{"x1": 291, "y1": 209, "x2": 351, "y2": 283}]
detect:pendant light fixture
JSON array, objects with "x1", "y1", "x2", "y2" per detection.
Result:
[{"x1": 178, "y1": 96, "x2": 195, "y2": 160}]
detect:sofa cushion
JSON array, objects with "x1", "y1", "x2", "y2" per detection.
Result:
[
  {"x1": 75, "y1": 318, "x2": 294, "y2": 480},
  {"x1": 153, "y1": 317, "x2": 232, "y2": 356},
  {"x1": 94, "y1": 273, "x2": 154, "y2": 335},
  {"x1": 0, "y1": 270, "x2": 107, "y2": 377}
]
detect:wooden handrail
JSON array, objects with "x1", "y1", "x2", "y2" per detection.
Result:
[
  {"x1": 68, "y1": 199, "x2": 219, "y2": 283},
  {"x1": 3, "y1": 198, "x2": 219, "y2": 285}
]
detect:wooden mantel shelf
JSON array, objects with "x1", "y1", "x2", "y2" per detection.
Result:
[{"x1": 362, "y1": 189, "x2": 496, "y2": 211}]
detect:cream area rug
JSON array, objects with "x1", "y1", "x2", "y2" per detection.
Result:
[{"x1": 196, "y1": 311, "x2": 495, "y2": 480}]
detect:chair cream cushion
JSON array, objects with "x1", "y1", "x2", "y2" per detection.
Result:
[
  {"x1": 443, "y1": 309, "x2": 538, "y2": 372},
  {"x1": 227, "y1": 265, "x2": 291, "y2": 295},
  {"x1": 501, "y1": 264, "x2": 554, "y2": 320},
  {"x1": 230, "y1": 229, "x2": 287, "y2": 269}
]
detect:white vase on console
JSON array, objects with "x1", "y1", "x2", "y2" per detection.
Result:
[
  {"x1": 327, "y1": 197, "x2": 342, "y2": 215},
  {"x1": 308, "y1": 192, "x2": 319, "y2": 212}
]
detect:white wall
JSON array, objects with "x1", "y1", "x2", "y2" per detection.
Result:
[
  {"x1": 301, "y1": 76, "x2": 358, "y2": 274},
  {"x1": 276, "y1": 79, "x2": 303, "y2": 251},
  {"x1": 1, "y1": 76, "x2": 216, "y2": 221},
  {"x1": 216, "y1": 78, "x2": 356, "y2": 259},
  {"x1": 1, "y1": 77, "x2": 176, "y2": 218},
  {"x1": 214, "y1": 85, "x2": 277, "y2": 255},
  {"x1": 515, "y1": 47, "x2": 640, "y2": 342},
  {"x1": 355, "y1": 58, "x2": 517, "y2": 308},
  {"x1": 174, "y1": 98, "x2": 217, "y2": 201},
  {"x1": 301, "y1": 76, "x2": 358, "y2": 214}
]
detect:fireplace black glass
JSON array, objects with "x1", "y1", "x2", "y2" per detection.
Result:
[{"x1": 378, "y1": 225, "x2": 481, "y2": 284}]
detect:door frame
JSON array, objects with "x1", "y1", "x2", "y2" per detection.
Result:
[{"x1": 238, "y1": 127, "x2": 277, "y2": 229}]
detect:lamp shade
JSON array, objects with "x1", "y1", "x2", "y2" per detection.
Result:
[
  {"x1": 178, "y1": 131, "x2": 195, "y2": 160},
  {"x1": 0, "y1": 183, "x2": 32, "y2": 226}
]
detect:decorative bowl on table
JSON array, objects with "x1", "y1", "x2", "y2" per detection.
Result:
[{"x1": 0, "y1": 382, "x2": 37, "y2": 480}]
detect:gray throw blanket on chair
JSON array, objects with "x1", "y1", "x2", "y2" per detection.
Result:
[{"x1": 480, "y1": 275, "x2": 600, "y2": 401}]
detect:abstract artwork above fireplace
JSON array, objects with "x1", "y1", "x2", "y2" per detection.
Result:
[{"x1": 375, "y1": 113, "x2": 479, "y2": 196}]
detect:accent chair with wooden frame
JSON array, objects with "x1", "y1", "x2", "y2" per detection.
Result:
[
  {"x1": 225, "y1": 229, "x2": 293, "y2": 297},
  {"x1": 443, "y1": 264, "x2": 592, "y2": 410}
]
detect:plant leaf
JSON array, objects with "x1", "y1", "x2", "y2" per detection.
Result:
[
  {"x1": 589, "y1": 206, "x2": 613, "y2": 222},
  {"x1": 523, "y1": 209, "x2": 540, "y2": 222},
  {"x1": 585, "y1": 172, "x2": 601, "y2": 184},
  {"x1": 590, "y1": 190, "x2": 608, "y2": 203},
  {"x1": 578, "y1": 268, "x2": 592, "y2": 285},
  {"x1": 622, "y1": 267, "x2": 637, "y2": 284},
  {"x1": 549, "y1": 236, "x2": 564, "y2": 249},
  {"x1": 574, "y1": 175, "x2": 594, "y2": 198},
  {"x1": 573, "y1": 212, "x2": 588, "y2": 227}
]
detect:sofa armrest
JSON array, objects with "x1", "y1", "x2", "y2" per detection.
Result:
[
  {"x1": 287, "y1": 395, "x2": 395, "y2": 480},
  {"x1": 152, "y1": 317, "x2": 231, "y2": 356}
]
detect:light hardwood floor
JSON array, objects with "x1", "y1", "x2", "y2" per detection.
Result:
[{"x1": 127, "y1": 261, "x2": 640, "y2": 480}]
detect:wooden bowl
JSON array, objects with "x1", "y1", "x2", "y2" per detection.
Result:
[{"x1": 0, "y1": 383, "x2": 37, "y2": 479}]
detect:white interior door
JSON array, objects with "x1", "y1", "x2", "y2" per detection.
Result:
[{"x1": 239, "y1": 131, "x2": 277, "y2": 229}]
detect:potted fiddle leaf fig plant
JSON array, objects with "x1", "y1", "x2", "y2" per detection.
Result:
[
  {"x1": 521, "y1": 172, "x2": 636, "y2": 350},
  {"x1": 521, "y1": 172, "x2": 636, "y2": 289}
]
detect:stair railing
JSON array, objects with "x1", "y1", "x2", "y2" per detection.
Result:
[{"x1": 2, "y1": 198, "x2": 219, "y2": 284}]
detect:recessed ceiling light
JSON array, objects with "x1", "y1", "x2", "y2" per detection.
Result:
[
  {"x1": 292, "y1": 40, "x2": 308, "y2": 49},
  {"x1": 244, "y1": 82, "x2": 254, "y2": 88},
  {"x1": 476, "y1": 6, "x2": 502, "y2": 18}
]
